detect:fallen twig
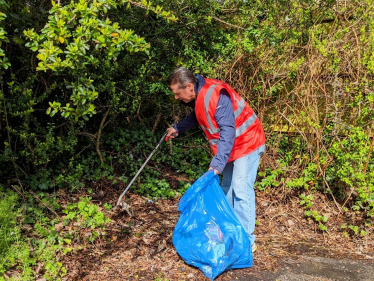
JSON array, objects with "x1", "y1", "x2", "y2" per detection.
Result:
[{"x1": 28, "y1": 190, "x2": 60, "y2": 218}]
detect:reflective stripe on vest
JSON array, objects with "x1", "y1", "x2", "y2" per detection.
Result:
[
  {"x1": 204, "y1": 83, "x2": 258, "y2": 145},
  {"x1": 200, "y1": 83, "x2": 224, "y2": 134},
  {"x1": 202, "y1": 83, "x2": 248, "y2": 134},
  {"x1": 236, "y1": 112, "x2": 257, "y2": 136},
  {"x1": 209, "y1": 113, "x2": 257, "y2": 145},
  {"x1": 233, "y1": 93, "x2": 245, "y2": 118},
  {"x1": 210, "y1": 139, "x2": 219, "y2": 145}
]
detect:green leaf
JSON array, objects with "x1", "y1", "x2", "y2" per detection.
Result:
[{"x1": 318, "y1": 224, "x2": 327, "y2": 231}]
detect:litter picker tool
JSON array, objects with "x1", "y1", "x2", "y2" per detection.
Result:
[{"x1": 116, "y1": 131, "x2": 176, "y2": 206}]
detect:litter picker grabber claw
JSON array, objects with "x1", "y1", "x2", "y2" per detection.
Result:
[{"x1": 116, "y1": 131, "x2": 176, "y2": 206}]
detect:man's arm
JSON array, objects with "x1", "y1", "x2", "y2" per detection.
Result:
[
  {"x1": 209, "y1": 89, "x2": 236, "y2": 174},
  {"x1": 166, "y1": 111, "x2": 198, "y2": 140},
  {"x1": 173, "y1": 111, "x2": 198, "y2": 134}
]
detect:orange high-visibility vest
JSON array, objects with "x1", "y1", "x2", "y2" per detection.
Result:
[{"x1": 195, "y1": 78, "x2": 265, "y2": 162}]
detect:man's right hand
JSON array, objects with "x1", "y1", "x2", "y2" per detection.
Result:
[{"x1": 165, "y1": 127, "x2": 178, "y2": 141}]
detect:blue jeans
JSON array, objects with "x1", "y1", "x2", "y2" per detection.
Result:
[{"x1": 221, "y1": 144, "x2": 265, "y2": 246}]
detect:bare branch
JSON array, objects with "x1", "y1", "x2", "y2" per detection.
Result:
[
  {"x1": 97, "y1": 106, "x2": 112, "y2": 164},
  {"x1": 211, "y1": 16, "x2": 245, "y2": 30}
]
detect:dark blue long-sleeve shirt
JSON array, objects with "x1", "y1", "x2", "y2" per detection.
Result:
[{"x1": 173, "y1": 75, "x2": 235, "y2": 173}]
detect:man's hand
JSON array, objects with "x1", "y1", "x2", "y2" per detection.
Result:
[
  {"x1": 165, "y1": 127, "x2": 178, "y2": 142},
  {"x1": 209, "y1": 167, "x2": 219, "y2": 175}
]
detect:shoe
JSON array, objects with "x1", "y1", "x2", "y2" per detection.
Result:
[{"x1": 252, "y1": 243, "x2": 257, "y2": 253}]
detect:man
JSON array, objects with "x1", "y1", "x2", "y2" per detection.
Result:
[{"x1": 166, "y1": 67, "x2": 265, "y2": 251}]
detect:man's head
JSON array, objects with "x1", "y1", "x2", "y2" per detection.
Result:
[{"x1": 167, "y1": 67, "x2": 197, "y2": 103}]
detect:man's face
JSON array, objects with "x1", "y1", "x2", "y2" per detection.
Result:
[{"x1": 170, "y1": 82, "x2": 196, "y2": 103}]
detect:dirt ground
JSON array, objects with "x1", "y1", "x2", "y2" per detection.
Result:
[{"x1": 56, "y1": 178, "x2": 374, "y2": 281}]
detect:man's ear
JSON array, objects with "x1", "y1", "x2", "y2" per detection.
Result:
[{"x1": 187, "y1": 82, "x2": 194, "y2": 91}]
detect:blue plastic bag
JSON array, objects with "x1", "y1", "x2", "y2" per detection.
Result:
[{"x1": 173, "y1": 170, "x2": 253, "y2": 280}]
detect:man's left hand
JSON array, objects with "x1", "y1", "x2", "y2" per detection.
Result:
[{"x1": 209, "y1": 167, "x2": 219, "y2": 175}]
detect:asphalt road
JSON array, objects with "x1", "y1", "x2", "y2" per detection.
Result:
[{"x1": 234, "y1": 255, "x2": 374, "y2": 281}]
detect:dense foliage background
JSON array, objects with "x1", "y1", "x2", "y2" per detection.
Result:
[{"x1": 1, "y1": 0, "x2": 374, "y2": 279}]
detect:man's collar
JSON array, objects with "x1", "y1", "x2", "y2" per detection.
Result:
[{"x1": 194, "y1": 74, "x2": 206, "y2": 95}]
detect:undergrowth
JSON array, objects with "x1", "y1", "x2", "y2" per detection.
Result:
[
  {"x1": 256, "y1": 128, "x2": 374, "y2": 234},
  {"x1": 46, "y1": 125, "x2": 210, "y2": 200},
  {"x1": 0, "y1": 187, "x2": 111, "y2": 281},
  {"x1": 0, "y1": 186, "x2": 31, "y2": 279}
]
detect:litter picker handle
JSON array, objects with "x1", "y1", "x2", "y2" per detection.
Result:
[{"x1": 116, "y1": 132, "x2": 168, "y2": 206}]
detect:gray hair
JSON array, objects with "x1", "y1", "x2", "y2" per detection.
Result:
[{"x1": 167, "y1": 67, "x2": 197, "y2": 89}]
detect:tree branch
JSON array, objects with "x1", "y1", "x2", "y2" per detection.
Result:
[
  {"x1": 1, "y1": 77, "x2": 26, "y2": 193},
  {"x1": 152, "y1": 113, "x2": 161, "y2": 133},
  {"x1": 97, "y1": 106, "x2": 112, "y2": 164},
  {"x1": 211, "y1": 16, "x2": 245, "y2": 30}
]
